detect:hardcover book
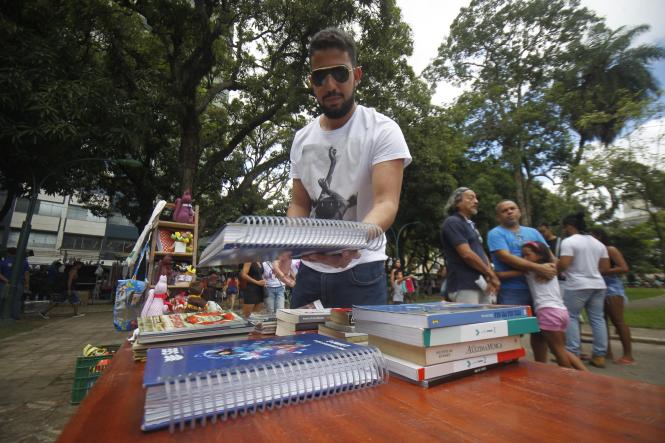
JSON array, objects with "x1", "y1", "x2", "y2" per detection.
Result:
[
  {"x1": 330, "y1": 308, "x2": 354, "y2": 326},
  {"x1": 368, "y1": 335, "x2": 522, "y2": 366},
  {"x1": 352, "y1": 302, "x2": 532, "y2": 329},
  {"x1": 384, "y1": 347, "x2": 526, "y2": 382},
  {"x1": 198, "y1": 216, "x2": 384, "y2": 266},
  {"x1": 354, "y1": 316, "x2": 540, "y2": 347},
  {"x1": 137, "y1": 311, "x2": 253, "y2": 344},
  {"x1": 391, "y1": 359, "x2": 520, "y2": 388},
  {"x1": 141, "y1": 334, "x2": 388, "y2": 432}
]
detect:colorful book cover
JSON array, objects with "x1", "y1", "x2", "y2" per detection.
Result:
[
  {"x1": 138, "y1": 311, "x2": 247, "y2": 335},
  {"x1": 157, "y1": 229, "x2": 175, "y2": 253},
  {"x1": 143, "y1": 334, "x2": 368, "y2": 387},
  {"x1": 352, "y1": 302, "x2": 532, "y2": 329},
  {"x1": 355, "y1": 316, "x2": 540, "y2": 347}
]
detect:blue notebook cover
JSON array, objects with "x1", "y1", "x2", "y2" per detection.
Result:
[
  {"x1": 352, "y1": 302, "x2": 532, "y2": 329},
  {"x1": 143, "y1": 333, "x2": 365, "y2": 387}
]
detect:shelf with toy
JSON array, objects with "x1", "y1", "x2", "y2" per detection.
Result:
[
  {"x1": 155, "y1": 220, "x2": 196, "y2": 230},
  {"x1": 147, "y1": 190, "x2": 199, "y2": 287}
]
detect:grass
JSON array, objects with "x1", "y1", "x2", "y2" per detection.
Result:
[
  {"x1": 624, "y1": 308, "x2": 665, "y2": 329},
  {"x1": 625, "y1": 287, "x2": 665, "y2": 301}
]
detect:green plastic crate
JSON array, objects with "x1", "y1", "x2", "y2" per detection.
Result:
[{"x1": 70, "y1": 345, "x2": 120, "y2": 405}]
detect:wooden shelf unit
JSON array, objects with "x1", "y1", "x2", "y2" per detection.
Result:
[{"x1": 147, "y1": 202, "x2": 199, "y2": 286}]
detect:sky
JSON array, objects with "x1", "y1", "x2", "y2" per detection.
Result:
[{"x1": 395, "y1": 0, "x2": 665, "y2": 165}]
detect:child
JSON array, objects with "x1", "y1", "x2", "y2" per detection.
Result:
[
  {"x1": 497, "y1": 241, "x2": 587, "y2": 371},
  {"x1": 391, "y1": 270, "x2": 414, "y2": 305}
]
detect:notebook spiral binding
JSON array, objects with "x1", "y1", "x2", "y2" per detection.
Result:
[
  {"x1": 156, "y1": 346, "x2": 388, "y2": 432},
  {"x1": 233, "y1": 216, "x2": 384, "y2": 251}
]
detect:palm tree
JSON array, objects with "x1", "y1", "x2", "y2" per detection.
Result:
[{"x1": 555, "y1": 24, "x2": 665, "y2": 166}]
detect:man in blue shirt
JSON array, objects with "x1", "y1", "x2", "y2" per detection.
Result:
[
  {"x1": 440, "y1": 187, "x2": 499, "y2": 303},
  {"x1": 487, "y1": 200, "x2": 557, "y2": 360}
]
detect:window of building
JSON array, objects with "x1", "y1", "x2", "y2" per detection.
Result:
[
  {"x1": 8, "y1": 230, "x2": 57, "y2": 248},
  {"x1": 61, "y1": 233, "x2": 102, "y2": 250},
  {"x1": 103, "y1": 238, "x2": 134, "y2": 253},
  {"x1": 37, "y1": 201, "x2": 63, "y2": 218},
  {"x1": 66, "y1": 206, "x2": 105, "y2": 223},
  {"x1": 107, "y1": 213, "x2": 134, "y2": 226}
]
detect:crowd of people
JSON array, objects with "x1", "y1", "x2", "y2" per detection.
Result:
[{"x1": 439, "y1": 187, "x2": 635, "y2": 369}]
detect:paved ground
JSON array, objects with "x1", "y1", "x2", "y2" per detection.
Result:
[{"x1": 0, "y1": 302, "x2": 664, "y2": 443}]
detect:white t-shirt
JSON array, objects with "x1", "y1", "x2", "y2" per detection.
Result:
[
  {"x1": 261, "y1": 262, "x2": 283, "y2": 288},
  {"x1": 392, "y1": 281, "x2": 404, "y2": 302},
  {"x1": 560, "y1": 234, "x2": 608, "y2": 290},
  {"x1": 525, "y1": 273, "x2": 566, "y2": 311},
  {"x1": 290, "y1": 105, "x2": 412, "y2": 273}
]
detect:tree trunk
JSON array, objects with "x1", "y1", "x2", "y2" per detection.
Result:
[
  {"x1": 647, "y1": 209, "x2": 665, "y2": 272},
  {"x1": 179, "y1": 103, "x2": 201, "y2": 194},
  {"x1": 510, "y1": 158, "x2": 531, "y2": 226}
]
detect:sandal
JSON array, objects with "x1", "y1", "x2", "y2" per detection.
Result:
[{"x1": 615, "y1": 357, "x2": 635, "y2": 365}]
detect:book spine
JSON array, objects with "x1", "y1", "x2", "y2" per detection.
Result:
[
  {"x1": 427, "y1": 306, "x2": 531, "y2": 329},
  {"x1": 147, "y1": 346, "x2": 388, "y2": 431},
  {"x1": 426, "y1": 316, "x2": 539, "y2": 346}
]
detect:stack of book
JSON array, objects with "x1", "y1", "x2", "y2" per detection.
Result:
[
  {"x1": 317, "y1": 308, "x2": 368, "y2": 343},
  {"x1": 247, "y1": 312, "x2": 278, "y2": 337},
  {"x1": 353, "y1": 302, "x2": 539, "y2": 387},
  {"x1": 132, "y1": 311, "x2": 254, "y2": 361},
  {"x1": 275, "y1": 308, "x2": 331, "y2": 336},
  {"x1": 141, "y1": 334, "x2": 388, "y2": 432}
]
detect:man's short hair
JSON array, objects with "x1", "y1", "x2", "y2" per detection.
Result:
[
  {"x1": 309, "y1": 27, "x2": 357, "y2": 66},
  {"x1": 444, "y1": 187, "x2": 471, "y2": 215},
  {"x1": 495, "y1": 199, "x2": 518, "y2": 214}
]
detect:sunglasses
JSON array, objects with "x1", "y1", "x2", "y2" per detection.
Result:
[{"x1": 310, "y1": 65, "x2": 353, "y2": 87}]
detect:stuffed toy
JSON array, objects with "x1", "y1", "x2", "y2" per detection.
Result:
[
  {"x1": 141, "y1": 275, "x2": 170, "y2": 318},
  {"x1": 173, "y1": 190, "x2": 195, "y2": 224},
  {"x1": 186, "y1": 281, "x2": 206, "y2": 312}
]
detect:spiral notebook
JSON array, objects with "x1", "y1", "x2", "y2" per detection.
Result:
[
  {"x1": 142, "y1": 334, "x2": 388, "y2": 432},
  {"x1": 198, "y1": 216, "x2": 384, "y2": 266}
]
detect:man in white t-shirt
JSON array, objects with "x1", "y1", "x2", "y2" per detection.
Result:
[
  {"x1": 558, "y1": 212, "x2": 610, "y2": 367},
  {"x1": 287, "y1": 27, "x2": 412, "y2": 308}
]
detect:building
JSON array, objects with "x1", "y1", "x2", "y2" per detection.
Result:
[{"x1": 0, "y1": 192, "x2": 139, "y2": 266}]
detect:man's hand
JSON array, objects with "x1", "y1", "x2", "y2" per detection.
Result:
[
  {"x1": 535, "y1": 263, "x2": 557, "y2": 281},
  {"x1": 487, "y1": 273, "x2": 501, "y2": 296},
  {"x1": 303, "y1": 250, "x2": 360, "y2": 268}
]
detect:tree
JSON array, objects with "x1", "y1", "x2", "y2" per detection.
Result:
[
  {"x1": 0, "y1": 1, "x2": 120, "y2": 220},
  {"x1": 68, "y1": 0, "x2": 421, "y2": 233},
  {"x1": 554, "y1": 23, "x2": 665, "y2": 167},
  {"x1": 425, "y1": 0, "x2": 599, "y2": 224}
]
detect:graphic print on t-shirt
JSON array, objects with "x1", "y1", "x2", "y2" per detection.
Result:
[{"x1": 307, "y1": 144, "x2": 358, "y2": 220}]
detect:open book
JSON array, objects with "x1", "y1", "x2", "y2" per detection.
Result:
[{"x1": 198, "y1": 216, "x2": 384, "y2": 266}]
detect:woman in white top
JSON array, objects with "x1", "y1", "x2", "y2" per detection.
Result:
[{"x1": 557, "y1": 213, "x2": 610, "y2": 368}]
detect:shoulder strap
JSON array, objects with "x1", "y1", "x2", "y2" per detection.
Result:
[{"x1": 132, "y1": 241, "x2": 151, "y2": 280}]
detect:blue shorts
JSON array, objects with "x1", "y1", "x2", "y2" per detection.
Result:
[
  {"x1": 498, "y1": 288, "x2": 533, "y2": 307},
  {"x1": 291, "y1": 261, "x2": 387, "y2": 308}
]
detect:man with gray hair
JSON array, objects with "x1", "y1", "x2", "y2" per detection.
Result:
[{"x1": 439, "y1": 187, "x2": 500, "y2": 303}]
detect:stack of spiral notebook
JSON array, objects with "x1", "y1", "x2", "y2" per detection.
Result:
[
  {"x1": 198, "y1": 216, "x2": 384, "y2": 266},
  {"x1": 141, "y1": 334, "x2": 387, "y2": 432}
]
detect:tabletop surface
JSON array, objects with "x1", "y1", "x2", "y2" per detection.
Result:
[{"x1": 58, "y1": 342, "x2": 665, "y2": 443}]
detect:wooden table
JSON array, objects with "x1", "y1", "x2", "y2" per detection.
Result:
[{"x1": 58, "y1": 342, "x2": 665, "y2": 443}]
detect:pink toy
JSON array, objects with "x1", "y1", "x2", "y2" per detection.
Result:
[
  {"x1": 173, "y1": 190, "x2": 194, "y2": 224},
  {"x1": 141, "y1": 275, "x2": 169, "y2": 318}
]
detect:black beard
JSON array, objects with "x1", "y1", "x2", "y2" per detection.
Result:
[{"x1": 320, "y1": 90, "x2": 355, "y2": 119}]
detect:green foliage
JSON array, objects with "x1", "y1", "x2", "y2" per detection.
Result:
[
  {"x1": 624, "y1": 308, "x2": 665, "y2": 330},
  {"x1": 625, "y1": 288, "x2": 665, "y2": 302},
  {"x1": 425, "y1": 0, "x2": 599, "y2": 224}
]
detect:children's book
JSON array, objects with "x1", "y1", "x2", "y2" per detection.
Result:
[
  {"x1": 352, "y1": 302, "x2": 532, "y2": 329},
  {"x1": 141, "y1": 334, "x2": 387, "y2": 432},
  {"x1": 198, "y1": 216, "x2": 384, "y2": 266},
  {"x1": 354, "y1": 316, "x2": 539, "y2": 347},
  {"x1": 383, "y1": 348, "x2": 525, "y2": 384},
  {"x1": 368, "y1": 334, "x2": 522, "y2": 366},
  {"x1": 137, "y1": 311, "x2": 253, "y2": 344}
]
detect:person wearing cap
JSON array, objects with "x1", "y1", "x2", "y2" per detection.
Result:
[{"x1": 439, "y1": 187, "x2": 499, "y2": 304}]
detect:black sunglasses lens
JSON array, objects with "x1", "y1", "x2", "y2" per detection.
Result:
[{"x1": 312, "y1": 66, "x2": 350, "y2": 86}]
